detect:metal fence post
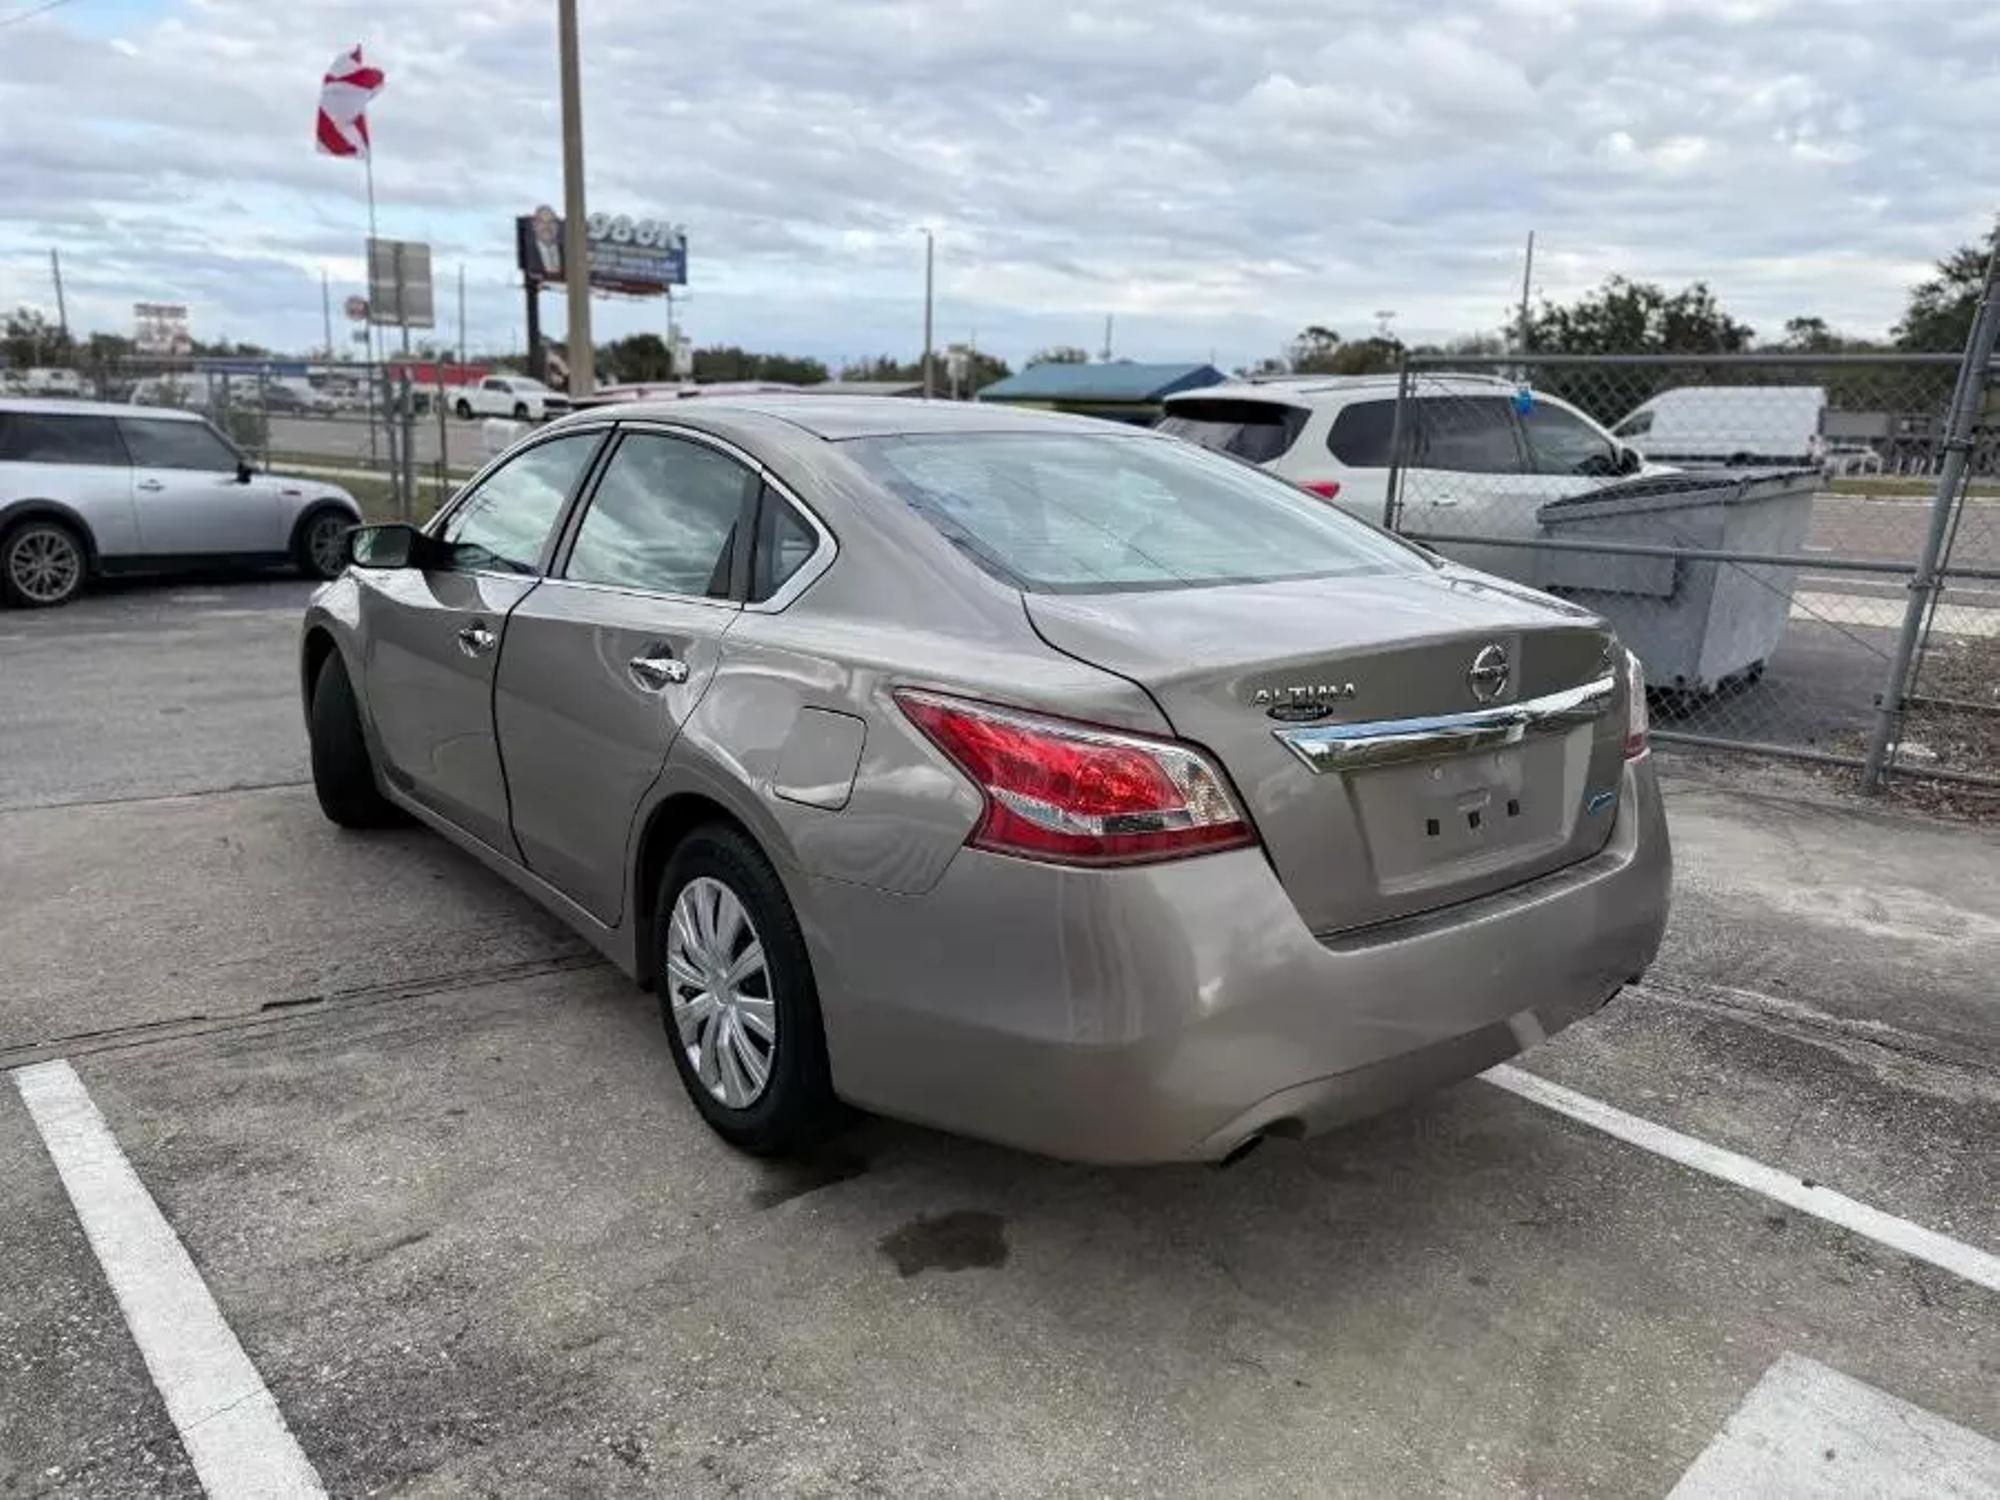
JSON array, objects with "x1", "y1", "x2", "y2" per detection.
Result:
[
  {"x1": 255, "y1": 368, "x2": 271, "y2": 471},
  {"x1": 399, "y1": 370, "x2": 417, "y2": 524},
  {"x1": 1860, "y1": 237, "x2": 2000, "y2": 791},
  {"x1": 1383, "y1": 351, "x2": 1413, "y2": 530},
  {"x1": 434, "y1": 365, "x2": 450, "y2": 514},
  {"x1": 378, "y1": 364, "x2": 400, "y2": 519}
]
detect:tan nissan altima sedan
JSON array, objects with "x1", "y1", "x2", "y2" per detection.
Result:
[{"x1": 300, "y1": 396, "x2": 1670, "y2": 1164}]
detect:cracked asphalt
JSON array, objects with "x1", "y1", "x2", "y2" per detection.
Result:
[{"x1": 2, "y1": 579, "x2": 1996, "y2": 1495}]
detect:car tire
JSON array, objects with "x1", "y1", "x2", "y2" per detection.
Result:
[
  {"x1": 655, "y1": 824, "x2": 840, "y2": 1156},
  {"x1": 512, "y1": 402, "x2": 531, "y2": 421},
  {"x1": 455, "y1": 398, "x2": 474, "y2": 420},
  {"x1": 308, "y1": 650, "x2": 406, "y2": 829},
  {"x1": 0, "y1": 517, "x2": 87, "y2": 608},
  {"x1": 293, "y1": 507, "x2": 353, "y2": 581}
]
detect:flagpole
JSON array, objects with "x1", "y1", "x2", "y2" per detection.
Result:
[{"x1": 364, "y1": 147, "x2": 381, "y2": 468}]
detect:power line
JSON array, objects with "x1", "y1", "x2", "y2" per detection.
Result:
[{"x1": 0, "y1": 0, "x2": 80, "y2": 29}]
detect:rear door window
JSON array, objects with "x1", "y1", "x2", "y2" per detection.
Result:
[
  {"x1": 564, "y1": 431, "x2": 753, "y2": 597},
  {"x1": 1413, "y1": 397, "x2": 1526, "y2": 474},
  {"x1": 1155, "y1": 400, "x2": 1309, "y2": 463},
  {"x1": 0, "y1": 413, "x2": 129, "y2": 466}
]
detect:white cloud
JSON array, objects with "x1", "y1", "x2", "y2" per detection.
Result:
[{"x1": 0, "y1": 0, "x2": 1991, "y2": 368}]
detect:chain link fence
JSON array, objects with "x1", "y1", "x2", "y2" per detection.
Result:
[
  {"x1": 1378, "y1": 351, "x2": 1999, "y2": 790},
  {"x1": 1, "y1": 352, "x2": 524, "y2": 523}
]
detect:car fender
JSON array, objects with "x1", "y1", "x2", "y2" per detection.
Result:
[{"x1": 0, "y1": 497, "x2": 101, "y2": 567}]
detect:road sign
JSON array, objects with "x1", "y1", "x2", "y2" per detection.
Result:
[
  {"x1": 365, "y1": 238, "x2": 435, "y2": 329},
  {"x1": 132, "y1": 302, "x2": 191, "y2": 356},
  {"x1": 344, "y1": 295, "x2": 369, "y2": 321}
]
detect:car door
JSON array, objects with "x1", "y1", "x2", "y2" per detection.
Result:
[
  {"x1": 0, "y1": 411, "x2": 140, "y2": 557},
  {"x1": 117, "y1": 415, "x2": 278, "y2": 556},
  {"x1": 494, "y1": 427, "x2": 760, "y2": 922},
  {"x1": 358, "y1": 428, "x2": 607, "y2": 853},
  {"x1": 1394, "y1": 395, "x2": 1531, "y2": 529}
]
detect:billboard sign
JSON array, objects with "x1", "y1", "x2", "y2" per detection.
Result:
[
  {"x1": 133, "y1": 302, "x2": 191, "y2": 356},
  {"x1": 517, "y1": 205, "x2": 687, "y2": 294},
  {"x1": 366, "y1": 237, "x2": 435, "y2": 328}
]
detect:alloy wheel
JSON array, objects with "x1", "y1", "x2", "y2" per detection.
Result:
[
  {"x1": 307, "y1": 514, "x2": 348, "y2": 576},
  {"x1": 665, "y1": 876, "x2": 777, "y2": 1109},
  {"x1": 7, "y1": 526, "x2": 81, "y2": 604}
]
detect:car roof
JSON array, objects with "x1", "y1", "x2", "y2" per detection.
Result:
[
  {"x1": 1165, "y1": 373, "x2": 1517, "y2": 406},
  {"x1": 552, "y1": 393, "x2": 1134, "y2": 443},
  {"x1": 0, "y1": 397, "x2": 202, "y2": 421}
]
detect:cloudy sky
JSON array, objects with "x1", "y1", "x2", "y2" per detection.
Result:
[{"x1": 0, "y1": 0, "x2": 1995, "y2": 371}]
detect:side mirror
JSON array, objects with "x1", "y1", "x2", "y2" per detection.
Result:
[
  {"x1": 1616, "y1": 444, "x2": 1643, "y2": 475},
  {"x1": 236, "y1": 461, "x2": 255, "y2": 484},
  {"x1": 348, "y1": 522, "x2": 436, "y2": 570}
]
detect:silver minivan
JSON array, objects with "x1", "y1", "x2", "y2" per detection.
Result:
[{"x1": 0, "y1": 398, "x2": 362, "y2": 607}]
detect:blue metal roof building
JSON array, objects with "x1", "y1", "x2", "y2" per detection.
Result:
[{"x1": 975, "y1": 361, "x2": 1226, "y2": 423}]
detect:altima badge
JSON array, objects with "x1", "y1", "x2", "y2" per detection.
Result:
[{"x1": 1255, "y1": 682, "x2": 1356, "y2": 721}]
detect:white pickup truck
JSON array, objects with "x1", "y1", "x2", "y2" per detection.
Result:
[{"x1": 450, "y1": 375, "x2": 570, "y2": 422}]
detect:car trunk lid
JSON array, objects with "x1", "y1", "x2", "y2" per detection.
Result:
[{"x1": 1024, "y1": 569, "x2": 1627, "y2": 934}]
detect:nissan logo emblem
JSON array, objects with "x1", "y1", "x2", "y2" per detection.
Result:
[{"x1": 1468, "y1": 644, "x2": 1510, "y2": 704}]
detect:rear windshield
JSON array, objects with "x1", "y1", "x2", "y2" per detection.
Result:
[
  {"x1": 1155, "y1": 399, "x2": 1308, "y2": 463},
  {"x1": 846, "y1": 431, "x2": 1425, "y2": 594}
]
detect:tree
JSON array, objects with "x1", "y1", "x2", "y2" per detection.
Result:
[
  {"x1": 1288, "y1": 325, "x2": 1344, "y2": 373},
  {"x1": 603, "y1": 332, "x2": 673, "y2": 382},
  {"x1": 1894, "y1": 241, "x2": 1994, "y2": 351},
  {"x1": 1527, "y1": 276, "x2": 1754, "y2": 355},
  {"x1": 1027, "y1": 345, "x2": 1089, "y2": 366},
  {"x1": 3, "y1": 307, "x2": 71, "y2": 368},
  {"x1": 689, "y1": 345, "x2": 828, "y2": 385}
]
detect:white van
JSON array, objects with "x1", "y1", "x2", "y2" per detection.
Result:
[{"x1": 1611, "y1": 385, "x2": 1825, "y2": 469}]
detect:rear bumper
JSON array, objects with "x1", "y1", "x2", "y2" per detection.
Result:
[{"x1": 802, "y1": 756, "x2": 1671, "y2": 1164}]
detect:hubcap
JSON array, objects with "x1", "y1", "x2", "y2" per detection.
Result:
[
  {"x1": 307, "y1": 516, "x2": 346, "y2": 575},
  {"x1": 8, "y1": 528, "x2": 80, "y2": 604},
  {"x1": 665, "y1": 877, "x2": 776, "y2": 1108}
]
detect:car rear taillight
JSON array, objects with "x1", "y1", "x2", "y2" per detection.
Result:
[
  {"x1": 1298, "y1": 480, "x2": 1341, "y2": 499},
  {"x1": 895, "y1": 690, "x2": 1256, "y2": 867},
  {"x1": 1623, "y1": 649, "x2": 1649, "y2": 759}
]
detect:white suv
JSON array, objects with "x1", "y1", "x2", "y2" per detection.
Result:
[{"x1": 1158, "y1": 374, "x2": 1650, "y2": 530}]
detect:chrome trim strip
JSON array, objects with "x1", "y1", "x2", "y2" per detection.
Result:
[{"x1": 1274, "y1": 674, "x2": 1618, "y2": 773}]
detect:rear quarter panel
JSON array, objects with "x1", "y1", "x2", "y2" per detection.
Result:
[{"x1": 1, "y1": 460, "x2": 138, "y2": 557}]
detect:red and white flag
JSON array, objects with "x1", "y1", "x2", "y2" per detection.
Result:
[{"x1": 316, "y1": 45, "x2": 384, "y2": 159}]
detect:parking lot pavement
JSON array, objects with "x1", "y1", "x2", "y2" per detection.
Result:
[
  {"x1": 0, "y1": 578, "x2": 316, "y2": 812},
  {"x1": 3, "y1": 581, "x2": 1997, "y2": 1493}
]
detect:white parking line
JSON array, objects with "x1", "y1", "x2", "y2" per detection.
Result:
[
  {"x1": 12, "y1": 1060, "x2": 325, "y2": 1498},
  {"x1": 1483, "y1": 1064, "x2": 2000, "y2": 1294},
  {"x1": 1669, "y1": 1353, "x2": 2000, "y2": 1497}
]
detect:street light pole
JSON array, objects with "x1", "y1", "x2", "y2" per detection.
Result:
[
  {"x1": 557, "y1": 0, "x2": 595, "y2": 399},
  {"x1": 922, "y1": 229, "x2": 934, "y2": 399}
]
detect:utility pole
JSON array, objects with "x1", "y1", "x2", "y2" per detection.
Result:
[
  {"x1": 322, "y1": 268, "x2": 334, "y2": 358},
  {"x1": 921, "y1": 229, "x2": 935, "y2": 399},
  {"x1": 557, "y1": 0, "x2": 595, "y2": 399},
  {"x1": 457, "y1": 264, "x2": 466, "y2": 366},
  {"x1": 1101, "y1": 314, "x2": 1113, "y2": 362},
  {"x1": 49, "y1": 249, "x2": 68, "y2": 344},
  {"x1": 1517, "y1": 230, "x2": 1535, "y2": 355}
]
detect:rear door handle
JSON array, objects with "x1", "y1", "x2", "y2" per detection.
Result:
[
  {"x1": 629, "y1": 653, "x2": 690, "y2": 691},
  {"x1": 136, "y1": 479, "x2": 164, "y2": 492},
  {"x1": 456, "y1": 623, "x2": 497, "y2": 658}
]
